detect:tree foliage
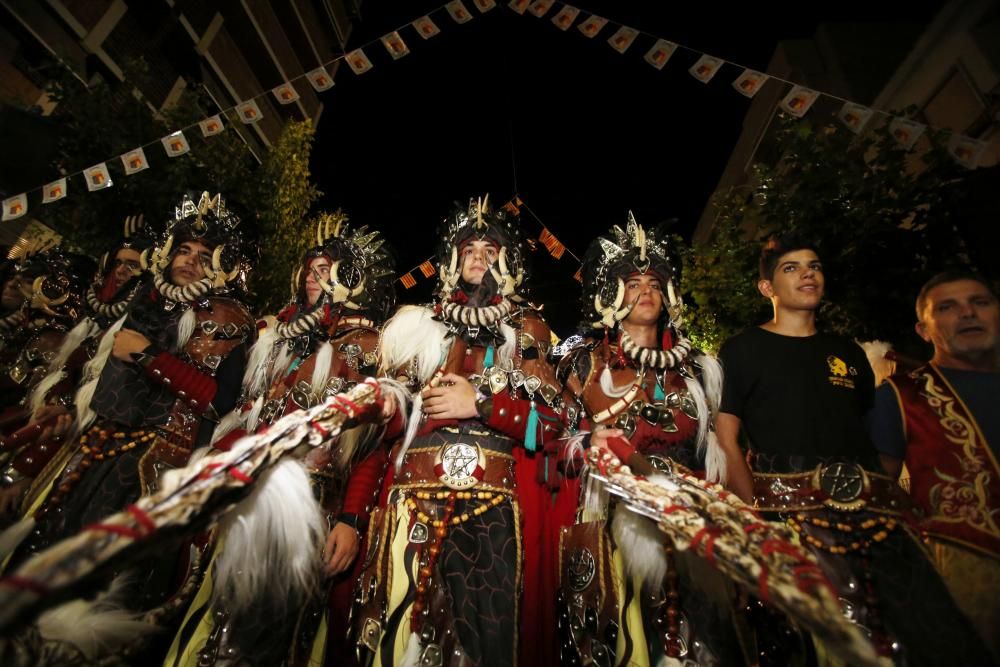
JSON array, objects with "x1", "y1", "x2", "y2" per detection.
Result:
[{"x1": 682, "y1": 112, "x2": 976, "y2": 355}]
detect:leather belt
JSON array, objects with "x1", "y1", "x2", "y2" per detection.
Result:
[
  {"x1": 753, "y1": 462, "x2": 913, "y2": 514},
  {"x1": 394, "y1": 445, "x2": 517, "y2": 493}
]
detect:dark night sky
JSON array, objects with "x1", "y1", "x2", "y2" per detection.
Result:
[{"x1": 311, "y1": 0, "x2": 942, "y2": 333}]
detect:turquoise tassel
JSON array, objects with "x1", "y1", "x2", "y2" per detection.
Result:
[
  {"x1": 483, "y1": 344, "x2": 495, "y2": 369},
  {"x1": 524, "y1": 400, "x2": 540, "y2": 452},
  {"x1": 654, "y1": 380, "x2": 666, "y2": 402}
]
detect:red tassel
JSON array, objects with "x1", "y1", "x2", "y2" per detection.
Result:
[{"x1": 661, "y1": 328, "x2": 674, "y2": 350}]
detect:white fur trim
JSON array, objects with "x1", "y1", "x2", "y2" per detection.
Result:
[
  {"x1": 0, "y1": 516, "x2": 35, "y2": 558},
  {"x1": 29, "y1": 318, "x2": 99, "y2": 416},
  {"x1": 399, "y1": 631, "x2": 422, "y2": 667},
  {"x1": 73, "y1": 315, "x2": 127, "y2": 437},
  {"x1": 175, "y1": 308, "x2": 197, "y2": 353},
  {"x1": 497, "y1": 321, "x2": 517, "y2": 366},
  {"x1": 378, "y1": 305, "x2": 451, "y2": 384},
  {"x1": 241, "y1": 328, "x2": 279, "y2": 400},
  {"x1": 212, "y1": 458, "x2": 325, "y2": 617},
  {"x1": 209, "y1": 407, "x2": 249, "y2": 446},
  {"x1": 612, "y1": 505, "x2": 668, "y2": 592},
  {"x1": 36, "y1": 576, "x2": 154, "y2": 659},
  {"x1": 860, "y1": 340, "x2": 896, "y2": 387},
  {"x1": 309, "y1": 341, "x2": 334, "y2": 396}
]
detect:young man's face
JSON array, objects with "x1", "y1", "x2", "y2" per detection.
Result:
[
  {"x1": 623, "y1": 273, "x2": 663, "y2": 327},
  {"x1": 169, "y1": 240, "x2": 212, "y2": 287},
  {"x1": 460, "y1": 240, "x2": 499, "y2": 286},
  {"x1": 304, "y1": 256, "x2": 332, "y2": 307},
  {"x1": 758, "y1": 249, "x2": 824, "y2": 311},
  {"x1": 917, "y1": 279, "x2": 998, "y2": 361},
  {"x1": 1, "y1": 275, "x2": 26, "y2": 311},
  {"x1": 110, "y1": 248, "x2": 142, "y2": 290}
]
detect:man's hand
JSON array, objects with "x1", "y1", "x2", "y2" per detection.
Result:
[
  {"x1": 112, "y1": 329, "x2": 152, "y2": 362},
  {"x1": 590, "y1": 427, "x2": 627, "y2": 456},
  {"x1": 422, "y1": 373, "x2": 477, "y2": 420},
  {"x1": 0, "y1": 478, "x2": 31, "y2": 518},
  {"x1": 380, "y1": 389, "x2": 397, "y2": 424},
  {"x1": 323, "y1": 521, "x2": 360, "y2": 575},
  {"x1": 40, "y1": 412, "x2": 73, "y2": 443}
]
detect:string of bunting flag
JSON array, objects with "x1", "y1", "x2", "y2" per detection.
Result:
[
  {"x1": 3, "y1": 0, "x2": 989, "y2": 224},
  {"x1": 394, "y1": 194, "x2": 585, "y2": 290}
]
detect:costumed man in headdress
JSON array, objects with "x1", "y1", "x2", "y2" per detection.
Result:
[
  {"x1": 352, "y1": 196, "x2": 571, "y2": 667},
  {"x1": 1, "y1": 216, "x2": 156, "y2": 522},
  {"x1": 2, "y1": 192, "x2": 255, "y2": 604},
  {"x1": 0, "y1": 245, "x2": 91, "y2": 515},
  {"x1": 554, "y1": 214, "x2": 751, "y2": 666},
  {"x1": 718, "y1": 233, "x2": 993, "y2": 665},
  {"x1": 165, "y1": 211, "x2": 398, "y2": 667}
]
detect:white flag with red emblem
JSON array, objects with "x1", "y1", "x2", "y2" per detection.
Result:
[
  {"x1": 779, "y1": 85, "x2": 819, "y2": 117},
  {"x1": 1, "y1": 194, "x2": 27, "y2": 221},
  {"x1": 446, "y1": 0, "x2": 473, "y2": 23},
  {"x1": 42, "y1": 178, "x2": 67, "y2": 204},
  {"x1": 732, "y1": 69, "x2": 768, "y2": 98},
  {"x1": 473, "y1": 0, "x2": 496, "y2": 12},
  {"x1": 507, "y1": 0, "x2": 530, "y2": 14},
  {"x1": 550, "y1": 5, "x2": 579, "y2": 30},
  {"x1": 948, "y1": 134, "x2": 987, "y2": 169},
  {"x1": 272, "y1": 83, "x2": 300, "y2": 105},
  {"x1": 607, "y1": 26, "x2": 639, "y2": 54},
  {"x1": 644, "y1": 39, "x2": 677, "y2": 70},
  {"x1": 381, "y1": 31, "x2": 410, "y2": 60},
  {"x1": 306, "y1": 67, "x2": 335, "y2": 92},
  {"x1": 528, "y1": 0, "x2": 554, "y2": 17},
  {"x1": 347, "y1": 49, "x2": 374, "y2": 75},
  {"x1": 837, "y1": 102, "x2": 873, "y2": 134},
  {"x1": 199, "y1": 115, "x2": 225, "y2": 136},
  {"x1": 121, "y1": 147, "x2": 149, "y2": 175},
  {"x1": 84, "y1": 162, "x2": 113, "y2": 192},
  {"x1": 577, "y1": 15, "x2": 608, "y2": 38},
  {"x1": 162, "y1": 131, "x2": 190, "y2": 157},
  {"x1": 688, "y1": 55, "x2": 723, "y2": 83},
  {"x1": 237, "y1": 100, "x2": 263, "y2": 123},
  {"x1": 888, "y1": 118, "x2": 925, "y2": 150},
  {"x1": 413, "y1": 15, "x2": 441, "y2": 39}
]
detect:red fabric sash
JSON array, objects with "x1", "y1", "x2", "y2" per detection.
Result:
[{"x1": 888, "y1": 364, "x2": 1000, "y2": 559}]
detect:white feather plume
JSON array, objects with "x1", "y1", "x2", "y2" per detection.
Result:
[
  {"x1": 74, "y1": 315, "x2": 127, "y2": 437},
  {"x1": 497, "y1": 321, "x2": 517, "y2": 366},
  {"x1": 241, "y1": 327, "x2": 279, "y2": 400},
  {"x1": 860, "y1": 340, "x2": 896, "y2": 386},
  {"x1": 212, "y1": 458, "x2": 326, "y2": 617},
  {"x1": 0, "y1": 516, "x2": 35, "y2": 557},
  {"x1": 29, "y1": 317, "x2": 99, "y2": 416},
  {"x1": 612, "y1": 500, "x2": 669, "y2": 591},
  {"x1": 378, "y1": 305, "x2": 451, "y2": 384},
  {"x1": 309, "y1": 341, "x2": 334, "y2": 396}
]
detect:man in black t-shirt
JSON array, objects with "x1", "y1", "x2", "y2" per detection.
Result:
[{"x1": 717, "y1": 234, "x2": 992, "y2": 666}]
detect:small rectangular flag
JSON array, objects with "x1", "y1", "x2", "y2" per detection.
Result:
[
  {"x1": 381, "y1": 31, "x2": 410, "y2": 59},
  {"x1": 732, "y1": 69, "x2": 768, "y2": 98},
  {"x1": 121, "y1": 147, "x2": 149, "y2": 175},
  {"x1": 550, "y1": 5, "x2": 579, "y2": 30},
  {"x1": 838, "y1": 102, "x2": 874, "y2": 134},
  {"x1": 419, "y1": 260, "x2": 435, "y2": 278},
  {"x1": 347, "y1": 49, "x2": 373, "y2": 75},
  {"x1": 84, "y1": 162, "x2": 113, "y2": 191},
  {"x1": 503, "y1": 200, "x2": 521, "y2": 216},
  {"x1": 237, "y1": 100, "x2": 263, "y2": 123},
  {"x1": 889, "y1": 118, "x2": 925, "y2": 150},
  {"x1": 689, "y1": 55, "x2": 723, "y2": 84},
  {"x1": 507, "y1": 0, "x2": 530, "y2": 15},
  {"x1": 413, "y1": 15, "x2": 441, "y2": 39},
  {"x1": 446, "y1": 0, "x2": 473, "y2": 23},
  {"x1": 272, "y1": 83, "x2": 300, "y2": 105},
  {"x1": 948, "y1": 134, "x2": 987, "y2": 169},
  {"x1": 473, "y1": 0, "x2": 496, "y2": 12},
  {"x1": 644, "y1": 39, "x2": 677, "y2": 70},
  {"x1": 528, "y1": 0, "x2": 554, "y2": 17},
  {"x1": 608, "y1": 26, "x2": 639, "y2": 54},
  {"x1": 779, "y1": 85, "x2": 819, "y2": 117},
  {"x1": 577, "y1": 15, "x2": 608, "y2": 38},
  {"x1": 2, "y1": 194, "x2": 27, "y2": 222},
  {"x1": 573, "y1": 267, "x2": 582, "y2": 283},
  {"x1": 400, "y1": 273, "x2": 417, "y2": 289},
  {"x1": 199, "y1": 115, "x2": 225, "y2": 136},
  {"x1": 42, "y1": 178, "x2": 67, "y2": 204},
  {"x1": 162, "y1": 131, "x2": 190, "y2": 157},
  {"x1": 306, "y1": 67, "x2": 335, "y2": 92}
]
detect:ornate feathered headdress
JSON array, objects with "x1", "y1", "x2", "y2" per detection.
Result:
[
  {"x1": 580, "y1": 212, "x2": 682, "y2": 330},
  {"x1": 140, "y1": 192, "x2": 248, "y2": 303}
]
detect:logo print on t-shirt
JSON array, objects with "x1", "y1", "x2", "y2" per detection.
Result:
[{"x1": 826, "y1": 355, "x2": 856, "y2": 389}]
